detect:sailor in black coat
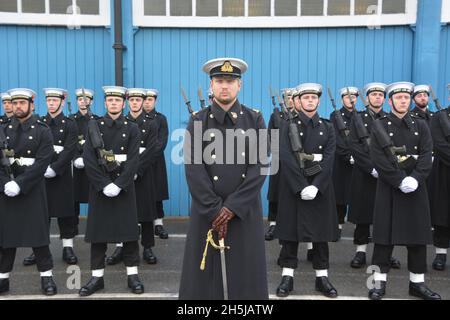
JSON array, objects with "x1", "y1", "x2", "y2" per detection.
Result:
[
  {"x1": 0, "y1": 88, "x2": 57, "y2": 295},
  {"x1": 429, "y1": 87, "x2": 450, "y2": 271},
  {"x1": 1, "y1": 92, "x2": 13, "y2": 125},
  {"x1": 78, "y1": 86, "x2": 144, "y2": 297},
  {"x1": 265, "y1": 88, "x2": 294, "y2": 241},
  {"x1": 143, "y1": 89, "x2": 170, "y2": 239},
  {"x1": 330, "y1": 87, "x2": 357, "y2": 238},
  {"x1": 411, "y1": 85, "x2": 434, "y2": 127},
  {"x1": 368, "y1": 82, "x2": 440, "y2": 300}
]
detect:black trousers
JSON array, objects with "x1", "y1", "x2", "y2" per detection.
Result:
[
  {"x1": 268, "y1": 201, "x2": 278, "y2": 222},
  {"x1": 372, "y1": 244, "x2": 427, "y2": 274},
  {"x1": 91, "y1": 241, "x2": 140, "y2": 270},
  {"x1": 140, "y1": 222, "x2": 155, "y2": 248},
  {"x1": 53, "y1": 216, "x2": 79, "y2": 239},
  {"x1": 433, "y1": 226, "x2": 450, "y2": 249},
  {"x1": 354, "y1": 224, "x2": 371, "y2": 245},
  {"x1": 337, "y1": 204, "x2": 348, "y2": 225},
  {"x1": 156, "y1": 201, "x2": 165, "y2": 219},
  {"x1": 278, "y1": 241, "x2": 329, "y2": 270},
  {"x1": 0, "y1": 246, "x2": 53, "y2": 273}
]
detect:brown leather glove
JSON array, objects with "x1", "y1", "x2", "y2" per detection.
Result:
[
  {"x1": 217, "y1": 223, "x2": 228, "y2": 240},
  {"x1": 212, "y1": 207, "x2": 235, "y2": 230}
]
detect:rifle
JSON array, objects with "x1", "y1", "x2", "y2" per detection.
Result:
[
  {"x1": 87, "y1": 120, "x2": 119, "y2": 174},
  {"x1": 346, "y1": 87, "x2": 371, "y2": 148},
  {"x1": 198, "y1": 87, "x2": 205, "y2": 109},
  {"x1": 180, "y1": 87, "x2": 197, "y2": 116},
  {"x1": 327, "y1": 87, "x2": 350, "y2": 138},
  {"x1": 0, "y1": 127, "x2": 14, "y2": 180},
  {"x1": 66, "y1": 91, "x2": 72, "y2": 115},
  {"x1": 269, "y1": 86, "x2": 281, "y2": 129},
  {"x1": 277, "y1": 95, "x2": 321, "y2": 177},
  {"x1": 430, "y1": 86, "x2": 450, "y2": 140}
]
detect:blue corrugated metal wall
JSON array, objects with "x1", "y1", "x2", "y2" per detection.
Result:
[
  {"x1": 133, "y1": 26, "x2": 414, "y2": 216},
  {"x1": 439, "y1": 25, "x2": 450, "y2": 105}
]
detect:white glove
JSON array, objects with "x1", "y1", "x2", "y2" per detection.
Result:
[
  {"x1": 301, "y1": 185, "x2": 319, "y2": 201},
  {"x1": 4, "y1": 181, "x2": 21, "y2": 197},
  {"x1": 313, "y1": 154, "x2": 323, "y2": 162},
  {"x1": 349, "y1": 156, "x2": 355, "y2": 165},
  {"x1": 134, "y1": 174, "x2": 138, "y2": 181},
  {"x1": 44, "y1": 166, "x2": 57, "y2": 178},
  {"x1": 74, "y1": 157, "x2": 85, "y2": 169},
  {"x1": 371, "y1": 169, "x2": 379, "y2": 179},
  {"x1": 399, "y1": 176, "x2": 419, "y2": 194},
  {"x1": 103, "y1": 183, "x2": 121, "y2": 197}
]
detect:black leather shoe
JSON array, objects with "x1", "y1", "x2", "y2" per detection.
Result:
[
  {"x1": 23, "y1": 252, "x2": 36, "y2": 266},
  {"x1": 265, "y1": 225, "x2": 276, "y2": 241},
  {"x1": 106, "y1": 247, "x2": 123, "y2": 265},
  {"x1": 276, "y1": 276, "x2": 293, "y2": 298},
  {"x1": 0, "y1": 279, "x2": 9, "y2": 294},
  {"x1": 306, "y1": 249, "x2": 313, "y2": 262},
  {"x1": 79, "y1": 277, "x2": 105, "y2": 297},
  {"x1": 409, "y1": 282, "x2": 441, "y2": 300},
  {"x1": 41, "y1": 276, "x2": 57, "y2": 296},
  {"x1": 143, "y1": 248, "x2": 157, "y2": 264},
  {"x1": 315, "y1": 277, "x2": 338, "y2": 298},
  {"x1": 432, "y1": 254, "x2": 446, "y2": 271},
  {"x1": 155, "y1": 225, "x2": 169, "y2": 239},
  {"x1": 337, "y1": 229, "x2": 342, "y2": 241},
  {"x1": 128, "y1": 275, "x2": 144, "y2": 294},
  {"x1": 368, "y1": 281, "x2": 386, "y2": 300},
  {"x1": 350, "y1": 252, "x2": 366, "y2": 269},
  {"x1": 62, "y1": 247, "x2": 78, "y2": 265},
  {"x1": 390, "y1": 256, "x2": 401, "y2": 269}
]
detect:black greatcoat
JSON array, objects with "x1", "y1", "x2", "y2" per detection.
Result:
[
  {"x1": 348, "y1": 109, "x2": 386, "y2": 224},
  {"x1": 70, "y1": 111, "x2": 99, "y2": 203},
  {"x1": 0, "y1": 117, "x2": 53, "y2": 248},
  {"x1": 149, "y1": 109, "x2": 169, "y2": 201},
  {"x1": 429, "y1": 107, "x2": 450, "y2": 228},
  {"x1": 126, "y1": 112, "x2": 158, "y2": 222},
  {"x1": 370, "y1": 113, "x2": 433, "y2": 245},
  {"x1": 83, "y1": 114, "x2": 140, "y2": 243},
  {"x1": 41, "y1": 113, "x2": 77, "y2": 218},
  {"x1": 266, "y1": 110, "x2": 286, "y2": 202},
  {"x1": 274, "y1": 111, "x2": 338, "y2": 243},
  {"x1": 330, "y1": 107, "x2": 354, "y2": 205},
  {"x1": 179, "y1": 101, "x2": 269, "y2": 300}
]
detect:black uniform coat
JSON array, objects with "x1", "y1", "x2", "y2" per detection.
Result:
[
  {"x1": 0, "y1": 116, "x2": 53, "y2": 248},
  {"x1": 266, "y1": 110, "x2": 286, "y2": 202},
  {"x1": 274, "y1": 111, "x2": 339, "y2": 243},
  {"x1": 70, "y1": 111, "x2": 99, "y2": 204},
  {"x1": 126, "y1": 112, "x2": 158, "y2": 223},
  {"x1": 179, "y1": 100, "x2": 269, "y2": 300},
  {"x1": 41, "y1": 113, "x2": 77, "y2": 218},
  {"x1": 411, "y1": 106, "x2": 434, "y2": 127},
  {"x1": 370, "y1": 113, "x2": 433, "y2": 245},
  {"x1": 348, "y1": 109, "x2": 386, "y2": 225},
  {"x1": 0, "y1": 115, "x2": 11, "y2": 125},
  {"x1": 83, "y1": 114, "x2": 140, "y2": 243},
  {"x1": 149, "y1": 109, "x2": 169, "y2": 201},
  {"x1": 429, "y1": 107, "x2": 450, "y2": 228},
  {"x1": 330, "y1": 106, "x2": 354, "y2": 205}
]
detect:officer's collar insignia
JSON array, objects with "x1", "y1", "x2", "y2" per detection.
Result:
[{"x1": 221, "y1": 61, "x2": 234, "y2": 73}]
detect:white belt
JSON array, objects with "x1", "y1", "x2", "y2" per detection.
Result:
[
  {"x1": 312, "y1": 154, "x2": 323, "y2": 162},
  {"x1": 54, "y1": 145, "x2": 64, "y2": 154},
  {"x1": 114, "y1": 154, "x2": 127, "y2": 162},
  {"x1": 79, "y1": 140, "x2": 86, "y2": 145},
  {"x1": 139, "y1": 147, "x2": 146, "y2": 154},
  {"x1": 9, "y1": 157, "x2": 35, "y2": 166}
]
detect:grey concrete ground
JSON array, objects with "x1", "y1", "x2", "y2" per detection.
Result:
[{"x1": 1, "y1": 218, "x2": 450, "y2": 300}]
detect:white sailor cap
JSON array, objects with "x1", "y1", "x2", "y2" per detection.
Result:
[
  {"x1": 281, "y1": 88, "x2": 295, "y2": 97},
  {"x1": 127, "y1": 88, "x2": 147, "y2": 99},
  {"x1": 1, "y1": 92, "x2": 12, "y2": 102},
  {"x1": 102, "y1": 86, "x2": 127, "y2": 98},
  {"x1": 364, "y1": 83, "x2": 387, "y2": 96},
  {"x1": 340, "y1": 87, "x2": 359, "y2": 97},
  {"x1": 203, "y1": 57, "x2": 248, "y2": 78},
  {"x1": 43, "y1": 88, "x2": 67, "y2": 99},
  {"x1": 413, "y1": 84, "x2": 430, "y2": 97},
  {"x1": 146, "y1": 89, "x2": 159, "y2": 98},
  {"x1": 386, "y1": 82, "x2": 414, "y2": 98},
  {"x1": 294, "y1": 83, "x2": 323, "y2": 98},
  {"x1": 75, "y1": 88, "x2": 94, "y2": 99},
  {"x1": 8, "y1": 88, "x2": 37, "y2": 101}
]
